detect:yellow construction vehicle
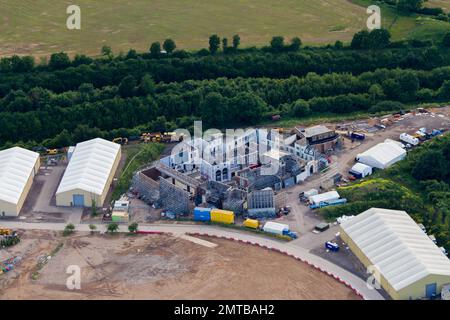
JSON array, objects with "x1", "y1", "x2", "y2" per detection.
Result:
[
  {"x1": 112, "y1": 137, "x2": 128, "y2": 145},
  {"x1": 0, "y1": 228, "x2": 12, "y2": 236},
  {"x1": 141, "y1": 132, "x2": 162, "y2": 143},
  {"x1": 46, "y1": 149, "x2": 58, "y2": 155}
]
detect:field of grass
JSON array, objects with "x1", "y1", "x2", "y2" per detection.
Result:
[
  {"x1": 0, "y1": 0, "x2": 370, "y2": 57},
  {"x1": 351, "y1": 0, "x2": 450, "y2": 43},
  {"x1": 1, "y1": 0, "x2": 449, "y2": 58},
  {"x1": 427, "y1": 0, "x2": 450, "y2": 12}
]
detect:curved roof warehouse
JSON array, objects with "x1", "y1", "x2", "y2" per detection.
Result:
[
  {"x1": 0, "y1": 147, "x2": 40, "y2": 217},
  {"x1": 356, "y1": 141, "x2": 406, "y2": 169},
  {"x1": 340, "y1": 208, "x2": 450, "y2": 300},
  {"x1": 56, "y1": 138, "x2": 121, "y2": 207}
]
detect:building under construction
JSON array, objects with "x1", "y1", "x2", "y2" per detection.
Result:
[{"x1": 131, "y1": 126, "x2": 333, "y2": 217}]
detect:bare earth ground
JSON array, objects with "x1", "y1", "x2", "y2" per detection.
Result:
[{"x1": 0, "y1": 231, "x2": 360, "y2": 300}]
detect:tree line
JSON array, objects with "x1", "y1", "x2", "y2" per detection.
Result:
[{"x1": 1, "y1": 65, "x2": 450, "y2": 149}]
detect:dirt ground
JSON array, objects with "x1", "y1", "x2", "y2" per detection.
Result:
[{"x1": 0, "y1": 231, "x2": 360, "y2": 300}]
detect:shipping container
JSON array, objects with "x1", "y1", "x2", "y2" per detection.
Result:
[
  {"x1": 243, "y1": 218, "x2": 259, "y2": 229},
  {"x1": 210, "y1": 209, "x2": 234, "y2": 224},
  {"x1": 194, "y1": 207, "x2": 211, "y2": 222}
]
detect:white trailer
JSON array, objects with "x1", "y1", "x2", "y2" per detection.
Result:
[
  {"x1": 399, "y1": 133, "x2": 419, "y2": 146},
  {"x1": 263, "y1": 222, "x2": 289, "y2": 235},
  {"x1": 309, "y1": 191, "x2": 340, "y2": 205}
]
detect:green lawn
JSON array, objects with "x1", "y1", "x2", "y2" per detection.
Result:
[
  {"x1": 350, "y1": 0, "x2": 450, "y2": 43},
  {"x1": 1, "y1": 0, "x2": 449, "y2": 57},
  {"x1": 0, "y1": 0, "x2": 366, "y2": 57}
]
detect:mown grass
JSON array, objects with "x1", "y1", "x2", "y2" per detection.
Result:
[
  {"x1": 350, "y1": 0, "x2": 450, "y2": 43},
  {"x1": 0, "y1": 0, "x2": 380, "y2": 57}
]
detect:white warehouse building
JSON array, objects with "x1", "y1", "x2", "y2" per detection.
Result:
[
  {"x1": 0, "y1": 147, "x2": 40, "y2": 217},
  {"x1": 340, "y1": 208, "x2": 450, "y2": 300},
  {"x1": 356, "y1": 141, "x2": 406, "y2": 169},
  {"x1": 56, "y1": 138, "x2": 121, "y2": 207}
]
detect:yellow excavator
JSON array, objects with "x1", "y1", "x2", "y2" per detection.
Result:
[
  {"x1": 112, "y1": 137, "x2": 128, "y2": 145},
  {"x1": 0, "y1": 227, "x2": 12, "y2": 236},
  {"x1": 46, "y1": 149, "x2": 58, "y2": 155}
]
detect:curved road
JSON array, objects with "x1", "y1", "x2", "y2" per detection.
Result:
[{"x1": 0, "y1": 220, "x2": 384, "y2": 300}]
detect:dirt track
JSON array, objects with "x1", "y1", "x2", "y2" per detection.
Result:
[{"x1": 0, "y1": 231, "x2": 360, "y2": 300}]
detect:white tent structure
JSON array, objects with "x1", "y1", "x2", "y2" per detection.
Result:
[
  {"x1": 56, "y1": 138, "x2": 121, "y2": 207},
  {"x1": 340, "y1": 208, "x2": 450, "y2": 300},
  {"x1": 0, "y1": 147, "x2": 40, "y2": 217},
  {"x1": 349, "y1": 163, "x2": 372, "y2": 178},
  {"x1": 309, "y1": 191, "x2": 340, "y2": 205},
  {"x1": 356, "y1": 141, "x2": 406, "y2": 169}
]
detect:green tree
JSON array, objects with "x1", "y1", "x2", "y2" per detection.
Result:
[
  {"x1": 209, "y1": 34, "x2": 220, "y2": 54},
  {"x1": 49, "y1": 52, "x2": 70, "y2": 70},
  {"x1": 222, "y1": 37, "x2": 228, "y2": 51},
  {"x1": 107, "y1": 222, "x2": 119, "y2": 233},
  {"x1": 368, "y1": 29, "x2": 391, "y2": 49},
  {"x1": 126, "y1": 49, "x2": 138, "y2": 59},
  {"x1": 89, "y1": 224, "x2": 97, "y2": 234},
  {"x1": 351, "y1": 30, "x2": 370, "y2": 49},
  {"x1": 397, "y1": 0, "x2": 425, "y2": 11},
  {"x1": 412, "y1": 150, "x2": 448, "y2": 181},
  {"x1": 149, "y1": 42, "x2": 161, "y2": 58},
  {"x1": 139, "y1": 74, "x2": 156, "y2": 95},
  {"x1": 118, "y1": 75, "x2": 137, "y2": 98},
  {"x1": 270, "y1": 36, "x2": 285, "y2": 52},
  {"x1": 290, "y1": 37, "x2": 302, "y2": 51},
  {"x1": 51, "y1": 129, "x2": 73, "y2": 148},
  {"x1": 334, "y1": 40, "x2": 344, "y2": 49},
  {"x1": 128, "y1": 222, "x2": 139, "y2": 233},
  {"x1": 439, "y1": 80, "x2": 450, "y2": 99},
  {"x1": 163, "y1": 39, "x2": 176, "y2": 53},
  {"x1": 232, "y1": 34, "x2": 240, "y2": 49},
  {"x1": 290, "y1": 99, "x2": 310, "y2": 117},
  {"x1": 443, "y1": 33, "x2": 450, "y2": 47},
  {"x1": 63, "y1": 223, "x2": 75, "y2": 236},
  {"x1": 101, "y1": 45, "x2": 113, "y2": 59}
]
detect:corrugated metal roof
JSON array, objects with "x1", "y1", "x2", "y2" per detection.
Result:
[
  {"x1": 341, "y1": 208, "x2": 450, "y2": 291},
  {"x1": 56, "y1": 138, "x2": 120, "y2": 196},
  {"x1": 0, "y1": 147, "x2": 39, "y2": 205}
]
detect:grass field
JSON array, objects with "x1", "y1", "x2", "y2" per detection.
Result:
[
  {"x1": 351, "y1": 0, "x2": 450, "y2": 43},
  {"x1": 0, "y1": 0, "x2": 449, "y2": 57},
  {"x1": 427, "y1": 0, "x2": 450, "y2": 12}
]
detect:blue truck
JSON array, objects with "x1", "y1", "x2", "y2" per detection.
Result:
[
  {"x1": 282, "y1": 230, "x2": 298, "y2": 239},
  {"x1": 193, "y1": 207, "x2": 212, "y2": 221},
  {"x1": 350, "y1": 132, "x2": 365, "y2": 140},
  {"x1": 325, "y1": 241, "x2": 339, "y2": 252}
]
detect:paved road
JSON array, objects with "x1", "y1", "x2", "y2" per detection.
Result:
[
  {"x1": 0, "y1": 220, "x2": 384, "y2": 300},
  {"x1": 33, "y1": 166, "x2": 83, "y2": 223}
]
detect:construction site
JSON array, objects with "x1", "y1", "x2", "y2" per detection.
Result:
[
  {"x1": 0, "y1": 230, "x2": 360, "y2": 300},
  {"x1": 1, "y1": 106, "x2": 450, "y2": 300}
]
